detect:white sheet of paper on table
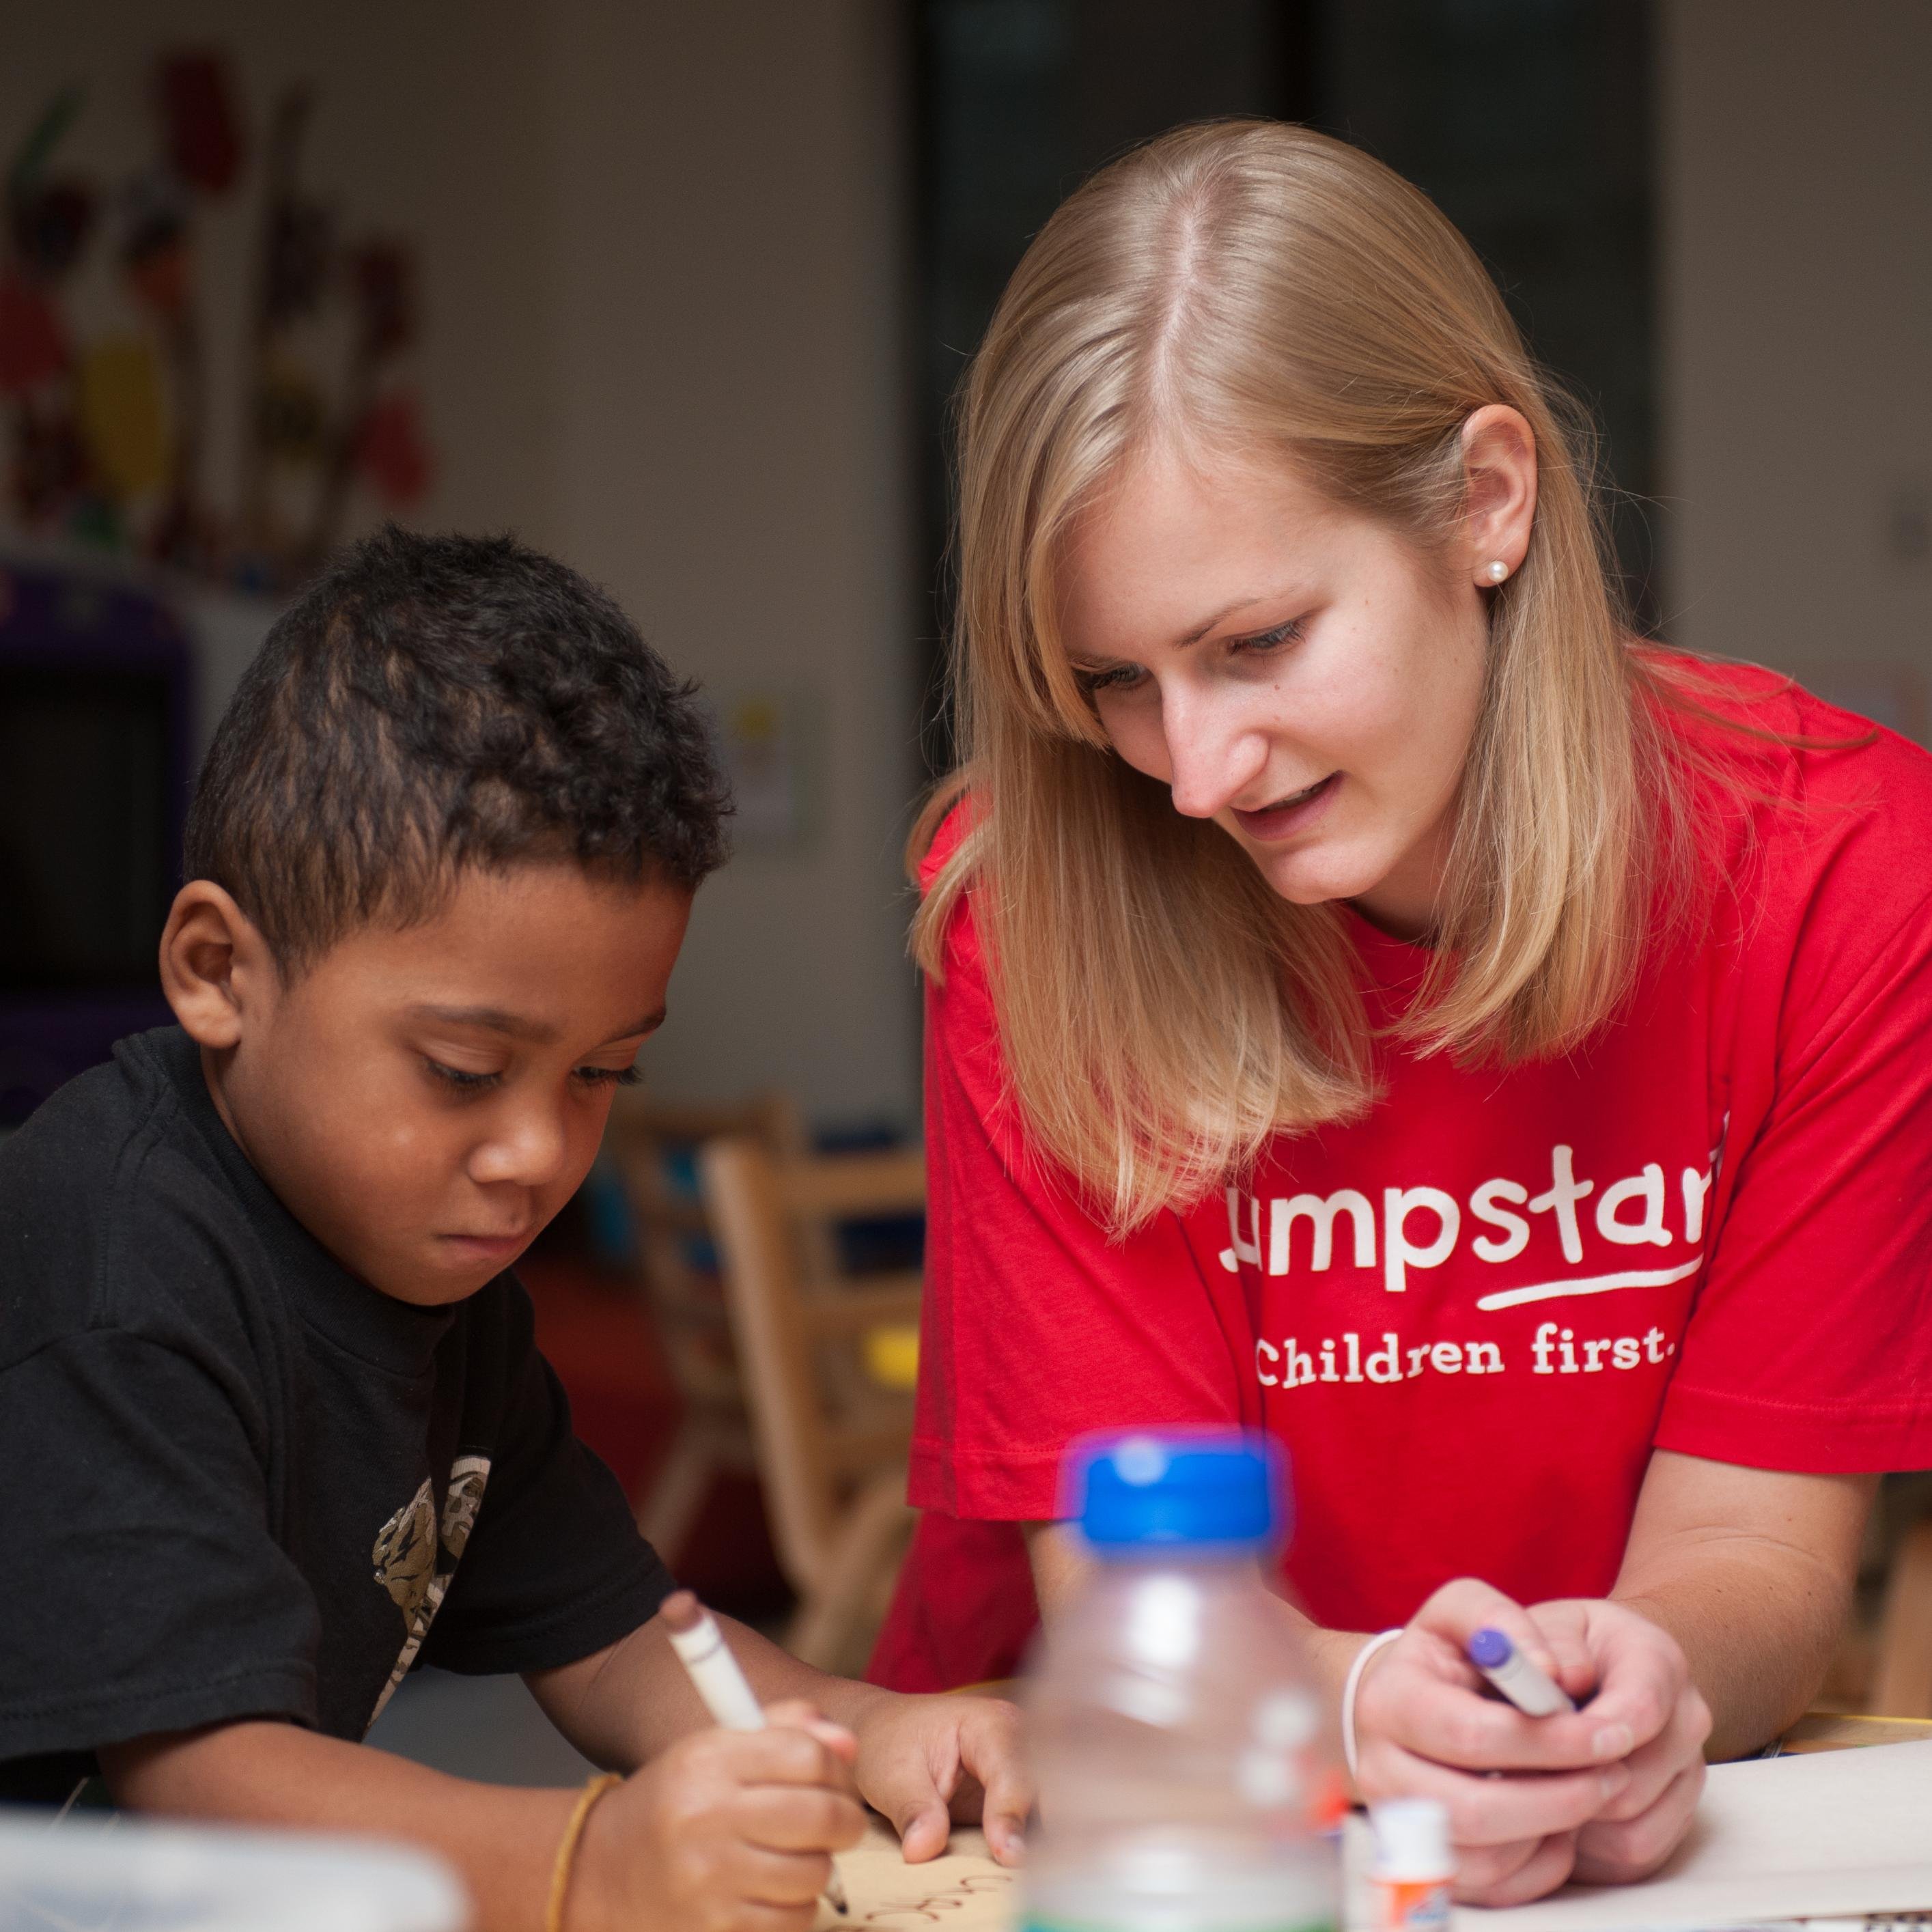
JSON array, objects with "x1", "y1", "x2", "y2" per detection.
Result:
[
  {"x1": 822, "y1": 1744, "x2": 1932, "y2": 1932},
  {"x1": 1453, "y1": 1744, "x2": 1932, "y2": 1932}
]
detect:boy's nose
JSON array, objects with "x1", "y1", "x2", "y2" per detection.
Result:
[{"x1": 471, "y1": 1110, "x2": 570, "y2": 1190}]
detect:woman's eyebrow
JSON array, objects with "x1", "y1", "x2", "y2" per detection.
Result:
[
  {"x1": 1177, "y1": 594, "x2": 1267, "y2": 645},
  {"x1": 1177, "y1": 586, "x2": 1310, "y2": 645}
]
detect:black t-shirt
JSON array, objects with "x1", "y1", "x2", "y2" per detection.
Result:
[{"x1": 0, "y1": 1026, "x2": 674, "y2": 1804}]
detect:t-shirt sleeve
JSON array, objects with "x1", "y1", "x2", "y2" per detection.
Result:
[
  {"x1": 423, "y1": 1285, "x2": 674, "y2": 1675},
  {"x1": 911, "y1": 888, "x2": 1248, "y2": 1522},
  {"x1": 0, "y1": 1321, "x2": 322, "y2": 1767},
  {"x1": 1657, "y1": 825, "x2": 1932, "y2": 1471}
]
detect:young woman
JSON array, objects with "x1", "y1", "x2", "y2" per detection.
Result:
[{"x1": 868, "y1": 122, "x2": 1932, "y2": 1905}]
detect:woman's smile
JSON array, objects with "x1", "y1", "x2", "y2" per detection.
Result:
[{"x1": 1231, "y1": 771, "x2": 1339, "y2": 841}]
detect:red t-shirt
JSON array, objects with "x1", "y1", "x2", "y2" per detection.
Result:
[{"x1": 869, "y1": 660, "x2": 1932, "y2": 1692}]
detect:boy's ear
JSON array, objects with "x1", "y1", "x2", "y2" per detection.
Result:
[{"x1": 158, "y1": 882, "x2": 277, "y2": 1049}]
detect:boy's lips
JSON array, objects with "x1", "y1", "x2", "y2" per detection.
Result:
[
  {"x1": 1232, "y1": 772, "x2": 1339, "y2": 841},
  {"x1": 440, "y1": 1229, "x2": 533, "y2": 1261}
]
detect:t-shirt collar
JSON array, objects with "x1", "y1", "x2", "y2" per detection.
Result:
[{"x1": 1338, "y1": 899, "x2": 1435, "y2": 998}]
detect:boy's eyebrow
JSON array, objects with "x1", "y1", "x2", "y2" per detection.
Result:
[
  {"x1": 408, "y1": 1004, "x2": 559, "y2": 1043},
  {"x1": 406, "y1": 1003, "x2": 665, "y2": 1045}
]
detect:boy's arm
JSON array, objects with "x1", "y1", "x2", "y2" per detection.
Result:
[
  {"x1": 104, "y1": 1724, "x2": 580, "y2": 1932},
  {"x1": 527, "y1": 1610, "x2": 1029, "y2": 1864},
  {"x1": 102, "y1": 1708, "x2": 863, "y2": 1932}
]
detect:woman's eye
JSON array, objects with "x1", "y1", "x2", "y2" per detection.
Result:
[
  {"x1": 425, "y1": 1059, "x2": 502, "y2": 1093},
  {"x1": 1077, "y1": 662, "x2": 1147, "y2": 695},
  {"x1": 1231, "y1": 617, "x2": 1304, "y2": 658},
  {"x1": 573, "y1": 1065, "x2": 643, "y2": 1089}
]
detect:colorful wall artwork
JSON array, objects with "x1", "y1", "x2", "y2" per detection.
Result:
[{"x1": 1, "y1": 50, "x2": 432, "y2": 591}]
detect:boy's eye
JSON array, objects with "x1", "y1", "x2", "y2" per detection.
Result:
[
  {"x1": 572, "y1": 1065, "x2": 642, "y2": 1089},
  {"x1": 425, "y1": 1059, "x2": 502, "y2": 1093}
]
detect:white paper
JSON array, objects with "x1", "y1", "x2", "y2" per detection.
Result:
[{"x1": 1455, "y1": 1744, "x2": 1932, "y2": 1931}]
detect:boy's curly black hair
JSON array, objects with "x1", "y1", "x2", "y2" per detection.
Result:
[{"x1": 185, "y1": 526, "x2": 731, "y2": 970}]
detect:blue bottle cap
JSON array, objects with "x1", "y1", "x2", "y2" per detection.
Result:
[{"x1": 1065, "y1": 1429, "x2": 1287, "y2": 1554}]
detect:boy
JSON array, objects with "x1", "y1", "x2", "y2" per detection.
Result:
[{"x1": 0, "y1": 530, "x2": 1026, "y2": 1931}]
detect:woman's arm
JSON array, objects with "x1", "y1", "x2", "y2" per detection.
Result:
[
  {"x1": 1610, "y1": 1449, "x2": 1875, "y2": 1759},
  {"x1": 1525, "y1": 1451, "x2": 1873, "y2": 1886}
]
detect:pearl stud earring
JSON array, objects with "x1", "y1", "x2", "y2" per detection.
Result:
[{"x1": 1483, "y1": 559, "x2": 1509, "y2": 585}]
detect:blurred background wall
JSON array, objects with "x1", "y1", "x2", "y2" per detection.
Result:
[
  {"x1": 2, "y1": 0, "x2": 1927, "y2": 1136},
  {"x1": 1660, "y1": 0, "x2": 1932, "y2": 730},
  {"x1": 540, "y1": 3, "x2": 921, "y2": 1137}
]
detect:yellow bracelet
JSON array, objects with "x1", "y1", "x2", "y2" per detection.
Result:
[{"x1": 544, "y1": 1771, "x2": 622, "y2": 1932}]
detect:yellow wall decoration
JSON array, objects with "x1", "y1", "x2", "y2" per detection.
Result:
[{"x1": 77, "y1": 337, "x2": 169, "y2": 499}]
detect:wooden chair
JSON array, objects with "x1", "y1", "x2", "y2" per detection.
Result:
[
  {"x1": 602, "y1": 1091, "x2": 809, "y2": 1565},
  {"x1": 1869, "y1": 1502, "x2": 1932, "y2": 1719},
  {"x1": 698, "y1": 1135, "x2": 925, "y2": 1675},
  {"x1": 1815, "y1": 1474, "x2": 1932, "y2": 1722}
]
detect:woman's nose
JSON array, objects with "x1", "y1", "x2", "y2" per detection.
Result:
[{"x1": 1163, "y1": 690, "x2": 1270, "y2": 820}]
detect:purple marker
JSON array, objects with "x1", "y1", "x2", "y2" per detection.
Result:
[{"x1": 1467, "y1": 1627, "x2": 1576, "y2": 1717}]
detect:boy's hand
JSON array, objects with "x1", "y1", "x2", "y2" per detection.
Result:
[
  {"x1": 845, "y1": 1691, "x2": 1029, "y2": 1867},
  {"x1": 576, "y1": 1700, "x2": 865, "y2": 1932}
]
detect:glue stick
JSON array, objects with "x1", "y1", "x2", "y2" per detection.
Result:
[{"x1": 1368, "y1": 1797, "x2": 1453, "y2": 1932}]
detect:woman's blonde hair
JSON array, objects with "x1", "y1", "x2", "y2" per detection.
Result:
[{"x1": 914, "y1": 119, "x2": 1700, "y2": 1233}]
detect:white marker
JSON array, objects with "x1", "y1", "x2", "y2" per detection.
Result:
[
  {"x1": 1466, "y1": 1626, "x2": 1576, "y2": 1717},
  {"x1": 661, "y1": 1590, "x2": 849, "y2": 1915}
]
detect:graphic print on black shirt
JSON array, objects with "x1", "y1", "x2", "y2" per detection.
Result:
[
  {"x1": 370, "y1": 1453, "x2": 491, "y2": 1724},
  {"x1": 0, "y1": 1026, "x2": 674, "y2": 1804}
]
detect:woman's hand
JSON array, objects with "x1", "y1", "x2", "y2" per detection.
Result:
[
  {"x1": 1531, "y1": 1597, "x2": 1711, "y2": 1885},
  {"x1": 1350, "y1": 1578, "x2": 1710, "y2": 1905}
]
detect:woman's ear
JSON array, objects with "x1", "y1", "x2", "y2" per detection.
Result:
[
  {"x1": 1459, "y1": 404, "x2": 1539, "y2": 586},
  {"x1": 158, "y1": 882, "x2": 275, "y2": 1050}
]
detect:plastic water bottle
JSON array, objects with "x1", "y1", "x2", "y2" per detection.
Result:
[{"x1": 1022, "y1": 1430, "x2": 1342, "y2": 1932}]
